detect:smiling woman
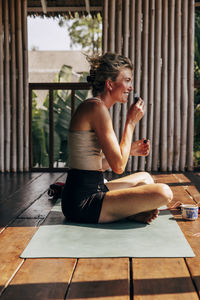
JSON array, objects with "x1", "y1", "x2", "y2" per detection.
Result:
[{"x1": 61, "y1": 52, "x2": 173, "y2": 225}]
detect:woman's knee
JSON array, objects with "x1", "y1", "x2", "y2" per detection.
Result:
[
  {"x1": 139, "y1": 172, "x2": 154, "y2": 185},
  {"x1": 155, "y1": 183, "x2": 173, "y2": 204}
]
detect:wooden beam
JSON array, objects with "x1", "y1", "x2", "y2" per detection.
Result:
[
  {"x1": 27, "y1": 6, "x2": 102, "y2": 13},
  {"x1": 41, "y1": 0, "x2": 47, "y2": 14}
]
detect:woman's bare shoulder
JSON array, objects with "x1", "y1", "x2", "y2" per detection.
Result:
[{"x1": 70, "y1": 98, "x2": 109, "y2": 130}]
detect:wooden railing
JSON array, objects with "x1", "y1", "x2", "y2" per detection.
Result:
[
  {"x1": 29, "y1": 82, "x2": 90, "y2": 171},
  {"x1": 195, "y1": 80, "x2": 200, "y2": 89}
]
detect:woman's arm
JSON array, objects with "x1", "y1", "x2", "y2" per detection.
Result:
[{"x1": 92, "y1": 100, "x2": 144, "y2": 174}]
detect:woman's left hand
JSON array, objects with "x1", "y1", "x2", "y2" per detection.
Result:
[{"x1": 130, "y1": 138, "x2": 150, "y2": 156}]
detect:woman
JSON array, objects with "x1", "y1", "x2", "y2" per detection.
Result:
[{"x1": 61, "y1": 52, "x2": 173, "y2": 224}]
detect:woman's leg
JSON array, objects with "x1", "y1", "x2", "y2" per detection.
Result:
[
  {"x1": 105, "y1": 172, "x2": 154, "y2": 191},
  {"x1": 98, "y1": 183, "x2": 173, "y2": 223}
]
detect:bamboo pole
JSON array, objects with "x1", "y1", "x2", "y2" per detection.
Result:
[
  {"x1": 121, "y1": 0, "x2": 130, "y2": 171},
  {"x1": 132, "y1": 0, "x2": 142, "y2": 172},
  {"x1": 180, "y1": 0, "x2": 188, "y2": 171},
  {"x1": 167, "y1": 0, "x2": 175, "y2": 171},
  {"x1": 160, "y1": 0, "x2": 168, "y2": 171},
  {"x1": 128, "y1": 0, "x2": 135, "y2": 172},
  {"x1": 0, "y1": 0, "x2": 4, "y2": 172},
  {"x1": 113, "y1": 0, "x2": 122, "y2": 143},
  {"x1": 173, "y1": 0, "x2": 181, "y2": 171},
  {"x1": 146, "y1": 0, "x2": 155, "y2": 172},
  {"x1": 4, "y1": 0, "x2": 11, "y2": 172},
  {"x1": 16, "y1": 0, "x2": 24, "y2": 171},
  {"x1": 187, "y1": 0, "x2": 194, "y2": 171},
  {"x1": 115, "y1": 0, "x2": 122, "y2": 53},
  {"x1": 10, "y1": 0, "x2": 17, "y2": 172},
  {"x1": 103, "y1": 0, "x2": 108, "y2": 53},
  {"x1": 139, "y1": 0, "x2": 149, "y2": 171},
  {"x1": 121, "y1": 0, "x2": 129, "y2": 171},
  {"x1": 152, "y1": 0, "x2": 162, "y2": 171},
  {"x1": 108, "y1": 0, "x2": 116, "y2": 121},
  {"x1": 22, "y1": 0, "x2": 29, "y2": 171},
  {"x1": 108, "y1": 0, "x2": 115, "y2": 52}
]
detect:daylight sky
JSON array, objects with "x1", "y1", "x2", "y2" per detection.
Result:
[{"x1": 28, "y1": 16, "x2": 81, "y2": 51}]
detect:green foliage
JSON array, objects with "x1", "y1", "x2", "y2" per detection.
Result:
[
  {"x1": 59, "y1": 13, "x2": 102, "y2": 53},
  {"x1": 31, "y1": 65, "x2": 89, "y2": 168}
]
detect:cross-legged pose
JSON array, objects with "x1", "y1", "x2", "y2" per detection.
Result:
[{"x1": 61, "y1": 52, "x2": 173, "y2": 224}]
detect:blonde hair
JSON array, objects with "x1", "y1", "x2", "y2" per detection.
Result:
[{"x1": 86, "y1": 52, "x2": 133, "y2": 96}]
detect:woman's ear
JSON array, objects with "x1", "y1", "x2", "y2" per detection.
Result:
[{"x1": 105, "y1": 79, "x2": 113, "y2": 91}]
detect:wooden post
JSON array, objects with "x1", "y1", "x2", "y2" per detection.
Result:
[
  {"x1": 132, "y1": 0, "x2": 142, "y2": 172},
  {"x1": 10, "y1": 0, "x2": 17, "y2": 172},
  {"x1": 180, "y1": 0, "x2": 188, "y2": 171},
  {"x1": 152, "y1": 0, "x2": 162, "y2": 171},
  {"x1": 0, "y1": 0, "x2": 4, "y2": 172},
  {"x1": 4, "y1": 0, "x2": 11, "y2": 172},
  {"x1": 174, "y1": 0, "x2": 181, "y2": 171},
  {"x1": 146, "y1": 0, "x2": 155, "y2": 172},
  {"x1": 167, "y1": 0, "x2": 175, "y2": 172},
  {"x1": 187, "y1": 0, "x2": 194, "y2": 171},
  {"x1": 139, "y1": 0, "x2": 149, "y2": 171},
  {"x1": 103, "y1": 0, "x2": 108, "y2": 53},
  {"x1": 160, "y1": 0, "x2": 168, "y2": 171},
  {"x1": 22, "y1": 0, "x2": 29, "y2": 171},
  {"x1": 16, "y1": 0, "x2": 24, "y2": 171}
]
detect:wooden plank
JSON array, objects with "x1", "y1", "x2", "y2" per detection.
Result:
[
  {"x1": 0, "y1": 227, "x2": 37, "y2": 295},
  {"x1": 0, "y1": 173, "x2": 64, "y2": 227},
  {"x1": 0, "y1": 259, "x2": 76, "y2": 300},
  {"x1": 0, "y1": 172, "x2": 42, "y2": 201},
  {"x1": 66, "y1": 258, "x2": 130, "y2": 299},
  {"x1": 19, "y1": 173, "x2": 67, "y2": 220},
  {"x1": 152, "y1": 173, "x2": 179, "y2": 184},
  {"x1": 186, "y1": 257, "x2": 200, "y2": 297},
  {"x1": 132, "y1": 258, "x2": 199, "y2": 299}
]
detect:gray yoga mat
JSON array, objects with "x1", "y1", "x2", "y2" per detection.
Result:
[{"x1": 21, "y1": 200, "x2": 195, "y2": 258}]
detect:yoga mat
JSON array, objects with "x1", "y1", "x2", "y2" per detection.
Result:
[{"x1": 21, "y1": 200, "x2": 195, "y2": 258}]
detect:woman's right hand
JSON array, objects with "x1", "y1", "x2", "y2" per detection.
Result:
[{"x1": 127, "y1": 98, "x2": 145, "y2": 125}]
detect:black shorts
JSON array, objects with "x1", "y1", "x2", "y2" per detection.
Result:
[{"x1": 61, "y1": 169, "x2": 109, "y2": 224}]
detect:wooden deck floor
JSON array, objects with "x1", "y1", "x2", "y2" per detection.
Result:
[{"x1": 0, "y1": 171, "x2": 200, "y2": 299}]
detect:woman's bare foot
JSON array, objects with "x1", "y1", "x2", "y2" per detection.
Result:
[{"x1": 127, "y1": 209, "x2": 159, "y2": 224}]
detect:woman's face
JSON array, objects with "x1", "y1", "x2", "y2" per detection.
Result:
[{"x1": 110, "y1": 67, "x2": 133, "y2": 103}]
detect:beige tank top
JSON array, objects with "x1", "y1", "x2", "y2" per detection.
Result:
[
  {"x1": 68, "y1": 130, "x2": 103, "y2": 170},
  {"x1": 68, "y1": 97, "x2": 103, "y2": 171}
]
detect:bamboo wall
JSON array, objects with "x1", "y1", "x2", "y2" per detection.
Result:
[
  {"x1": 103, "y1": 0, "x2": 194, "y2": 172},
  {"x1": 0, "y1": 0, "x2": 29, "y2": 172}
]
